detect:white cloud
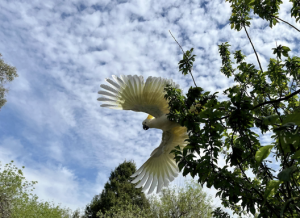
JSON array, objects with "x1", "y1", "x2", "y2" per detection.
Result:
[
  {"x1": 0, "y1": 0, "x2": 299, "y2": 216},
  {"x1": 0, "y1": 137, "x2": 91, "y2": 211},
  {"x1": 47, "y1": 141, "x2": 65, "y2": 162},
  {"x1": 0, "y1": 137, "x2": 24, "y2": 162}
]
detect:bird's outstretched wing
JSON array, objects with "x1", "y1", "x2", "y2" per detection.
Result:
[
  {"x1": 97, "y1": 75, "x2": 180, "y2": 117},
  {"x1": 130, "y1": 126, "x2": 188, "y2": 194}
]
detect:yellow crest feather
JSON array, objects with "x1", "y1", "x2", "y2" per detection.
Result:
[{"x1": 147, "y1": 114, "x2": 154, "y2": 119}]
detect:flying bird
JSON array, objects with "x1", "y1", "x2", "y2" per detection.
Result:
[{"x1": 98, "y1": 75, "x2": 190, "y2": 194}]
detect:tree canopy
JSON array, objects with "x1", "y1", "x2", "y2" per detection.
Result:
[
  {"x1": 85, "y1": 160, "x2": 150, "y2": 218},
  {"x1": 0, "y1": 53, "x2": 18, "y2": 110},
  {"x1": 0, "y1": 160, "x2": 79, "y2": 218},
  {"x1": 96, "y1": 179, "x2": 213, "y2": 218},
  {"x1": 0, "y1": 160, "x2": 37, "y2": 218},
  {"x1": 149, "y1": 179, "x2": 213, "y2": 218},
  {"x1": 165, "y1": 0, "x2": 300, "y2": 217}
]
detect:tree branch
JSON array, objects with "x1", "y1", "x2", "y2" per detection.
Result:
[
  {"x1": 188, "y1": 69, "x2": 197, "y2": 87},
  {"x1": 169, "y1": 30, "x2": 197, "y2": 87},
  {"x1": 252, "y1": 89, "x2": 300, "y2": 110},
  {"x1": 271, "y1": 15, "x2": 300, "y2": 33},
  {"x1": 169, "y1": 30, "x2": 185, "y2": 55},
  {"x1": 243, "y1": 25, "x2": 263, "y2": 73}
]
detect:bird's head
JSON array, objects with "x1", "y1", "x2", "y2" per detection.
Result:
[{"x1": 142, "y1": 114, "x2": 154, "y2": 130}]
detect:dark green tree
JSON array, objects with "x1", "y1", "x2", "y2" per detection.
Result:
[
  {"x1": 166, "y1": 1, "x2": 300, "y2": 217},
  {"x1": 85, "y1": 160, "x2": 150, "y2": 218},
  {"x1": 0, "y1": 53, "x2": 18, "y2": 109}
]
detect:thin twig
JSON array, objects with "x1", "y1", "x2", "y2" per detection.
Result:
[
  {"x1": 169, "y1": 30, "x2": 198, "y2": 87},
  {"x1": 271, "y1": 15, "x2": 300, "y2": 32},
  {"x1": 276, "y1": 41, "x2": 279, "y2": 62},
  {"x1": 188, "y1": 69, "x2": 197, "y2": 87},
  {"x1": 243, "y1": 25, "x2": 264, "y2": 73},
  {"x1": 267, "y1": 92, "x2": 283, "y2": 123},
  {"x1": 169, "y1": 30, "x2": 185, "y2": 55},
  {"x1": 236, "y1": 161, "x2": 280, "y2": 216},
  {"x1": 252, "y1": 89, "x2": 300, "y2": 110}
]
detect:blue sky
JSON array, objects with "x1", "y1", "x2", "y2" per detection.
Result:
[{"x1": 0, "y1": 0, "x2": 299, "y2": 216}]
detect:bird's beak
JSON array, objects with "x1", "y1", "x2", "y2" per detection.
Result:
[{"x1": 143, "y1": 124, "x2": 149, "y2": 130}]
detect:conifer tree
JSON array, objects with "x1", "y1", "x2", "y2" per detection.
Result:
[{"x1": 85, "y1": 160, "x2": 150, "y2": 218}]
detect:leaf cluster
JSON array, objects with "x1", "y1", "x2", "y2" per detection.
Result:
[
  {"x1": 226, "y1": 0, "x2": 287, "y2": 30},
  {"x1": 149, "y1": 179, "x2": 213, "y2": 218},
  {"x1": 178, "y1": 48, "x2": 196, "y2": 76},
  {"x1": 290, "y1": 0, "x2": 300, "y2": 22},
  {"x1": 0, "y1": 160, "x2": 77, "y2": 218},
  {"x1": 165, "y1": 4, "x2": 300, "y2": 215},
  {"x1": 96, "y1": 179, "x2": 214, "y2": 218},
  {"x1": 0, "y1": 53, "x2": 18, "y2": 109},
  {"x1": 0, "y1": 160, "x2": 37, "y2": 218},
  {"x1": 96, "y1": 202, "x2": 148, "y2": 218}
]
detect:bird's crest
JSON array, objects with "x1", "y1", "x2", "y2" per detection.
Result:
[{"x1": 147, "y1": 114, "x2": 154, "y2": 119}]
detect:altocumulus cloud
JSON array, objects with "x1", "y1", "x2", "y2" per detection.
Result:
[{"x1": 0, "y1": 0, "x2": 299, "y2": 216}]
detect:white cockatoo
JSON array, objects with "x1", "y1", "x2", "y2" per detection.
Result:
[{"x1": 97, "y1": 75, "x2": 189, "y2": 194}]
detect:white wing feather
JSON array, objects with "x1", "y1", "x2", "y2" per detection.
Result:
[
  {"x1": 131, "y1": 126, "x2": 188, "y2": 194},
  {"x1": 98, "y1": 75, "x2": 180, "y2": 117},
  {"x1": 98, "y1": 75, "x2": 188, "y2": 194}
]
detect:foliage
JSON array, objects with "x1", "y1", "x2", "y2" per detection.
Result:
[
  {"x1": 178, "y1": 48, "x2": 196, "y2": 77},
  {"x1": 96, "y1": 202, "x2": 149, "y2": 218},
  {"x1": 149, "y1": 179, "x2": 213, "y2": 218},
  {"x1": 0, "y1": 160, "x2": 37, "y2": 218},
  {"x1": 0, "y1": 53, "x2": 18, "y2": 109},
  {"x1": 11, "y1": 196, "x2": 72, "y2": 218},
  {"x1": 165, "y1": 1, "x2": 300, "y2": 217},
  {"x1": 95, "y1": 179, "x2": 213, "y2": 218},
  {"x1": 71, "y1": 209, "x2": 86, "y2": 218},
  {"x1": 0, "y1": 160, "x2": 79, "y2": 218},
  {"x1": 85, "y1": 160, "x2": 150, "y2": 218}
]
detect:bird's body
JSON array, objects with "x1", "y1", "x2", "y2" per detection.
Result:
[{"x1": 98, "y1": 75, "x2": 188, "y2": 194}]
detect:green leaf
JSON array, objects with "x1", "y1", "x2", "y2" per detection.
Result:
[
  {"x1": 255, "y1": 145, "x2": 274, "y2": 165},
  {"x1": 282, "y1": 46, "x2": 291, "y2": 52},
  {"x1": 278, "y1": 166, "x2": 298, "y2": 182},
  {"x1": 291, "y1": 150, "x2": 300, "y2": 159},
  {"x1": 264, "y1": 180, "x2": 282, "y2": 200},
  {"x1": 183, "y1": 167, "x2": 189, "y2": 177},
  {"x1": 278, "y1": 130, "x2": 300, "y2": 154},
  {"x1": 262, "y1": 114, "x2": 279, "y2": 125},
  {"x1": 249, "y1": 0, "x2": 255, "y2": 6},
  {"x1": 250, "y1": 204, "x2": 256, "y2": 215},
  {"x1": 274, "y1": 122, "x2": 295, "y2": 132},
  {"x1": 178, "y1": 162, "x2": 185, "y2": 171},
  {"x1": 282, "y1": 51, "x2": 289, "y2": 57},
  {"x1": 282, "y1": 131, "x2": 299, "y2": 146},
  {"x1": 280, "y1": 197, "x2": 300, "y2": 217},
  {"x1": 183, "y1": 147, "x2": 188, "y2": 156},
  {"x1": 282, "y1": 112, "x2": 300, "y2": 126}
]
